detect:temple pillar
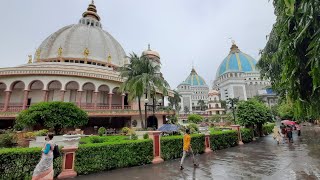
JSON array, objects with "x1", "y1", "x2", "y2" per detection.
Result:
[
  {"x1": 3, "y1": 91, "x2": 11, "y2": 111},
  {"x1": 93, "y1": 91, "x2": 98, "y2": 110},
  {"x1": 121, "y1": 93, "x2": 125, "y2": 110},
  {"x1": 77, "y1": 91, "x2": 83, "y2": 107},
  {"x1": 22, "y1": 90, "x2": 29, "y2": 110},
  {"x1": 108, "y1": 93, "x2": 113, "y2": 109},
  {"x1": 43, "y1": 90, "x2": 49, "y2": 102},
  {"x1": 204, "y1": 134, "x2": 213, "y2": 153},
  {"x1": 231, "y1": 125, "x2": 244, "y2": 145},
  {"x1": 60, "y1": 90, "x2": 66, "y2": 102}
]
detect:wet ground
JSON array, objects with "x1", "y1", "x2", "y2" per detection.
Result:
[{"x1": 75, "y1": 125, "x2": 320, "y2": 180}]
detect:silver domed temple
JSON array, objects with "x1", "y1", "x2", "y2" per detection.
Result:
[{"x1": 0, "y1": 2, "x2": 174, "y2": 130}]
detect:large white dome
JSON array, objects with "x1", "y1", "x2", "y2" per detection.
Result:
[{"x1": 35, "y1": 2, "x2": 126, "y2": 67}]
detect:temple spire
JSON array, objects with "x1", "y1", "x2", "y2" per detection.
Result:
[
  {"x1": 148, "y1": 44, "x2": 151, "y2": 50},
  {"x1": 82, "y1": 1, "x2": 100, "y2": 21}
]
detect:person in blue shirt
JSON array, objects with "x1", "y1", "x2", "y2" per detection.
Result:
[{"x1": 32, "y1": 133, "x2": 54, "y2": 180}]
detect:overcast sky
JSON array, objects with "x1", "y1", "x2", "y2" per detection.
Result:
[{"x1": 0, "y1": 0, "x2": 276, "y2": 89}]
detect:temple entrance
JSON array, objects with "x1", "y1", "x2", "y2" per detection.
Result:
[{"x1": 147, "y1": 115, "x2": 158, "y2": 129}]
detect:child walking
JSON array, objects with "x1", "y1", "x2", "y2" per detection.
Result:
[{"x1": 180, "y1": 129, "x2": 197, "y2": 170}]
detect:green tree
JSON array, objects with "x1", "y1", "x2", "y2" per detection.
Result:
[
  {"x1": 220, "y1": 100, "x2": 227, "y2": 110},
  {"x1": 16, "y1": 102, "x2": 88, "y2": 134},
  {"x1": 168, "y1": 90, "x2": 182, "y2": 112},
  {"x1": 167, "y1": 115, "x2": 178, "y2": 124},
  {"x1": 236, "y1": 99, "x2": 272, "y2": 137},
  {"x1": 197, "y1": 100, "x2": 206, "y2": 111},
  {"x1": 119, "y1": 53, "x2": 170, "y2": 128},
  {"x1": 210, "y1": 114, "x2": 221, "y2": 123},
  {"x1": 187, "y1": 114, "x2": 203, "y2": 124},
  {"x1": 257, "y1": 0, "x2": 320, "y2": 118},
  {"x1": 277, "y1": 101, "x2": 294, "y2": 120}
]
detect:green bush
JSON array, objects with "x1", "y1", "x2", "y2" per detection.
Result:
[
  {"x1": 240, "y1": 128, "x2": 253, "y2": 143},
  {"x1": 160, "y1": 134, "x2": 205, "y2": 161},
  {"x1": 143, "y1": 133, "x2": 149, "y2": 139},
  {"x1": 121, "y1": 127, "x2": 130, "y2": 135},
  {"x1": 34, "y1": 129, "x2": 49, "y2": 136},
  {"x1": 187, "y1": 123, "x2": 199, "y2": 134},
  {"x1": 0, "y1": 133, "x2": 17, "y2": 148},
  {"x1": 80, "y1": 135, "x2": 129, "y2": 144},
  {"x1": 0, "y1": 147, "x2": 62, "y2": 179},
  {"x1": 210, "y1": 130, "x2": 238, "y2": 150},
  {"x1": 75, "y1": 140, "x2": 153, "y2": 175},
  {"x1": 98, "y1": 127, "x2": 106, "y2": 136},
  {"x1": 263, "y1": 123, "x2": 275, "y2": 135}
]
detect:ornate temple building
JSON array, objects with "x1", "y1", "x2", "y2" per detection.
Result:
[
  {"x1": 213, "y1": 42, "x2": 273, "y2": 101},
  {"x1": 0, "y1": 2, "x2": 174, "y2": 130}
]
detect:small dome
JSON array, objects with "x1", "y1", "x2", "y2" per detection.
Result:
[
  {"x1": 35, "y1": 2, "x2": 126, "y2": 67},
  {"x1": 184, "y1": 68, "x2": 207, "y2": 86},
  {"x1": 208, "y1": 90, "x2": 219, "y2": 96},
  {"x1": 216, "y1": 42, "x2": 258, "y2": 77},
  {"x1": 142, "y1": 44, "x2": 160, "y2": 59}
]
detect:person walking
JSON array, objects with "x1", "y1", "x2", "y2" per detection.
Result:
[
  {"x1": 280, "y1": 123, "x2": 287, "y2": 144},
  {"x1": 32, "y1": 133, "x2": 55, "y2": 180},
  {"x1": 286, "y1": 125, "x2": 293, "y2": 143},
  {"x1": 296, "y1": 123, "x2": 301, "y2": 136},
  {"x1": 180, "y1": 129, "x2": 197, "y2": 170},
  {"x1": 272, "y1": 126, "x2": 282, "y2": 144}
]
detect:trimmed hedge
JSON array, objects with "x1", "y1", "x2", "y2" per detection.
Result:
[
  {"x1": 263, "y1": 123, "x2": 275, "y2": 135},
  {"x1": 241, "y1": 128, "x2": 254, "y2": 143},
  {"x1": 210, "y1": 130, "x2": 238, "y2": 150},
  {"x1": 79, "y1": 135, "x2": 129, "y2": 144},
  {"x1": 0, "y1": 147, "x2": 62, "y2": 179},
  {"x1": 160, "y1": 134, "x2": 205, "y2": 161},
  {"x1": 75, "y1": 139, "x2": 153, "y2": 175}
]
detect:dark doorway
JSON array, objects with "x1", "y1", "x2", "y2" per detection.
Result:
[
  {"x1": 124, "y1": 94, "x2": 128, "y2": 106},
  {"x1": 27, "y1": 98, "x2": 31, "y2": 107},
  {"x1": 147, "y1": 115, "x2": 158, "y2": 129}
]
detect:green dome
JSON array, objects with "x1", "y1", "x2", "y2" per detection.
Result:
[{"x1": 184, "y1": 68, "x2": 207, "y2": 86}]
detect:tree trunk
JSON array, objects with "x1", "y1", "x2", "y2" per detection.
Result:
[
  {"x1": 257, "y1": 123, "x2": 263, "y2": 137},
  {"x1": 138, "y1": 96, "x2": 144, "y2": 129}
]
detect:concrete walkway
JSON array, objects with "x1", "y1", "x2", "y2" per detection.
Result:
[{"x1": 75, "y1": 125, "x2": 320, "y2": 180}]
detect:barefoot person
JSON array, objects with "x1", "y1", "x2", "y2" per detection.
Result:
[
  {"x1": 180, "y1": 129, "x2": 197, "y2": 170},
  {"x1": 32, "y1": 133, "x2": 55, "y2": 180}
]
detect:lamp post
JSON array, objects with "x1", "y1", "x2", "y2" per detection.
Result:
[{"x1": 144, "y1": 98, "x2": 149, "y2": 129}]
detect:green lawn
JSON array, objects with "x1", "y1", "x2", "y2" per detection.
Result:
[{"x1": 79, "y1": 135, "x2": 131, "y2": 144}]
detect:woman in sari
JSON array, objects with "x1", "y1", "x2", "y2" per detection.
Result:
[
  {"x1": 272, "y1": 126, "x2": 282, "y2": 144},
  {"x1": 32, "y1": 133, "x2": 54, "y2": 180}
]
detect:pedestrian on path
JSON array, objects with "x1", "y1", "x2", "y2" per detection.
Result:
[
  {"x1": 272, "y1": 126, "x2": 282, "y2": 144},
  {"x1": 286, "y1": 125, "x2": 293, "y2": 143},
  {"x1": 180, "y1": 129, "x2": 197, "y2": 170},
  {"x1": 295, "y1": 123, "x2": 301, "y2": 136},
  {"x1": 280, "y1": 123, "x2": 287, "y2": 144}
]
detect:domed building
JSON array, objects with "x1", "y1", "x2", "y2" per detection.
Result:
[
  {"x1": 177, "y1": 68, "x2": 209, "y2": 114},
  {"x1": 213, "y1": 42, "x2": 271, "y2": 101},
  {"x1": 0, "y1": 2, "x2": 174, "y2": 131}
]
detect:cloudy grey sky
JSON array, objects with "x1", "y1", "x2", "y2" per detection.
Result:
[{"x1": 0, "y1": 0, "x2": 275, "y2": 89}]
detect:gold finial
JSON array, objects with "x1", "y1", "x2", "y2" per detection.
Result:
[
  {"x1": 84, "y1": 48, "x2": 90, "y2": 58},
  {"x1": 58, "y1": 46, "x2": 63, "y2": 57},
  {"x1": 28, "y1": 55, "x2": 32, "y2": 64},
  {"x1": 107, "y1": 53, "x2": 112, "y2": 64},
  {"x1": 36, "y1": 49, "x2": 41, "y2": 60},
  {"x1": 148, "y1": 44, "x2": 151, "y2": 50}
]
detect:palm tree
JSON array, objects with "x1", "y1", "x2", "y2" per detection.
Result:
[
  {"x1": 168, "y1": 90, "x2": 182, "y2": 111},
  {"x1": 119, "y1": 53, "x2": 170, "y2": 128},
  {"x1": 197, "y1": 100, "x2": 206, "y2": 111}
]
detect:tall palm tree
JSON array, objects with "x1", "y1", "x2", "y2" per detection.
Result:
[
  {"x1": 119, "y1": 53, "x2": 170, "y2": 128},
  {"x1": 168, "y1": 90, "x2": 182, "y2": 111}
]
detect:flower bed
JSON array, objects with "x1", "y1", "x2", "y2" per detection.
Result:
[
  {"x1": 0, "y1": 147, "x2": 62, "y2": 179},
  {"x1": 75, "y1": 139, "x2": 153, "y2": 175}
]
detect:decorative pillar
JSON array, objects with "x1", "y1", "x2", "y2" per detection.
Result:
[
  {"x1": 57, "y1": 147, "x2": 78, "y2": 179},
  {"x1": 43, "y1": 90, "x2": 49, "y2": 102},
  {"x1": 148, "y1": 131, "x2": 164, "y2": 164},
  {"x1": 3, "y1": 91, "x2": 11, "y2": 111},
  {"x1": 93, "y1": 91, "x2": 98, "y2": 110},
  {"x1": 60, "y1": 90, "x2": 66, "y2": 102},
  {"x1": 231, "y1": 125, "x2": 244, "y2": 145},
  {"x1": 204, "y1": 134, "x2": 212, "y2": 153},
  {"x1": 22, "y1": 90, "x2": 29, "y2": 110},
  {"x1": 108, "y1": 93, "x2": 113, "y2": 110},
  {"x1": 121, "y1": 93, "x2": 125, "y2": 110},
  {"x1": 76, "y1": 91, "x2": 83, "y2": 107}
]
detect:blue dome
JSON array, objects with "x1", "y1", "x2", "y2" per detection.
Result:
[
  {"x1": 216, "y1": 44, "x2": 258, "y2": 77},
  {"x1": 184, "y1": 68, "x2": 207, "y2": 86}
]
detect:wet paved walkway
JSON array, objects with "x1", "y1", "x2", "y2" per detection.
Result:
[{"x1": 75, "y1": 125, "x2": 320, "y2": 180}]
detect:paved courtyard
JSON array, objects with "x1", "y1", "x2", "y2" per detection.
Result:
[{"x1": 75, "y1": 125, "x2": 320, "y2": 180}]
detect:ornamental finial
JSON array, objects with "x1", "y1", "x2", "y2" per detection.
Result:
[
  {"x1": 148, "y1": 44, "x2": 151, "y2": 50},
  {"x1": 28, "y1": 55, "x2": 32, "y2": 64},
  {"x1": 36, "y1": 49, "x2": 41, "y2": 60},
  {"x1": 58, "y1": 46, "x2": 63, "y2": 57},
  {"x1": 91, "y1": 0, "x2": 94, "y2": 4},
  {"x1": 84, "y1": 48, "x2": 90, "y2": 58},
  {"x1": 107, "y1": 53, "x2": 112, "y2": 63}
]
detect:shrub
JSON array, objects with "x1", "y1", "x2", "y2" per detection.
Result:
[
  {"x1": 75, "y1": 140, "x2": 153, "y2": 175},
  {"x1": 160, "y1": 134, "x2": 205, "y2": 160},
  {"x1": 263, "y1": 123, "x2": 275, "y2": 135},
  {"x1": 187, "y1": 123, "x2": 199, "y2": 134},
  {"x1": 240, "y1": 128, "x2": 253, "y2": 143},
  {"x1": 24, "y1": 132, "x2": 36, "y2": 139},
  {"x1": 187, "y1": 114, "x2": 203, "y2": 124},
  {"x1": 80, "y1": 135, "x2": 129, "y2": 144},
  {"x1": 143, "y1": 133, "x2": 149, "y2": 139},
  {"x1": 34, "y1": 129, "x2": 49, "y2": 136},
  {"x1": 131, "y1": 134, "x2": 138, "y2": 140},
  {"x1": 121, "y1": 127, "x2": 130, "y2": 135},
  {"x1": 90, "y1": 136, "x2": 105, "y2": 143},
  {"x1": 98, "y1": 127, "x2": 106, "y2": 136},
  {"x1": 210, "y1": 130, "x2": 238, "y2": 150},
  {"x1": 0, "y1": 147, "x2": 62, "y2": 179},
  {"x1": 0, "y1": 133, "x2": 17, "y2": 148}
]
